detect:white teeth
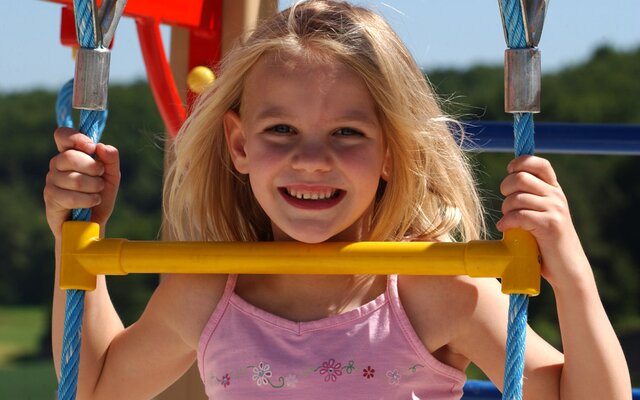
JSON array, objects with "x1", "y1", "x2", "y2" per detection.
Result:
[{"x1": 286, "y1": 188, "x2": 337, "y2": 200}]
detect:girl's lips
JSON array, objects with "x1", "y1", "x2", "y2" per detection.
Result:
[{"x1": 278, "y1": 187, "x2": 345, "y2": 210}]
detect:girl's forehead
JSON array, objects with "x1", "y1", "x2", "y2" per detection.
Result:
[
  {"x1": 248, "y1": 52, "x2": 346, "y2": 81},
  {"x1": 239, "y1": 52, "x2": 379, "y2": 125},
  {"x1": 242, "y1": 52, "x2": 372, "y2": 101}
]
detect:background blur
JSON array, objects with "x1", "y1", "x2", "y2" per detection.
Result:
[{"x1": 1, "y1": 1, "x2": 639, "y2": 397}]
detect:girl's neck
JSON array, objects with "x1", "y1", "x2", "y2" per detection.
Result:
[{"x1": 235, "y1": 274, "x2": 386, "y2": 322}]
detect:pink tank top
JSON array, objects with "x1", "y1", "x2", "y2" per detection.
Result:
[{"x1": 197, "y1": 275, "x2": 465, "y2": 399}]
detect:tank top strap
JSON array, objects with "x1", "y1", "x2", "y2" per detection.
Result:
[
  {"x1": 387, "y1": 273, "x2": 435, "y2": 359},
  {"x1": 197, "y1": 274, "x2": 237, "y2": 379},
  {"x1": 386, "y1": 274, "x2": 467, "y2": 383},
  {"x1": 386, "y1": 274, "x2": 401, "y2": 305}
]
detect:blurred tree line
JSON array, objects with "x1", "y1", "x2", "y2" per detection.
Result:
[{"x1": 0, "y1": 45, "x2": 638, "y2": 377}]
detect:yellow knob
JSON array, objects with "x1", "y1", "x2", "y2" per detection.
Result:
[{"x1": 187, "y1": 66, "x2": 216, "y2": 94}]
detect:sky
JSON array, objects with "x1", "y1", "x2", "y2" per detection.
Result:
[{"x1": 1, "y1": 0, "x2": 639, "y2": 93}]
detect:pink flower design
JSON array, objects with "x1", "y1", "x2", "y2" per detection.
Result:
[
  {"x1": 252, "y1": 362, "x2": 273, "y2": 386},
  {"x1": 318, "y1": 358, "x2": 343, "y2": 382},
  {"x1": 362, "y1": 366, "x2": 375, "y2": 379},
  {"x1": 386, "y1": 369, "x2": 401, "y2": 385},
  {"x1": 285, "y1": 373, "x2": 298, "y2": 388},
  {"x1": 220, "y1": 373, "x2": 231, "y2": 388}
]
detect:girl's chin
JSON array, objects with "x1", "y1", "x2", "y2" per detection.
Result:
[
  {"x1": 273, "y1": 231, "x2": 336, "y2": 244},
  {"x1": 271, "y1": 224, "x2": 354, "y2": 244}
]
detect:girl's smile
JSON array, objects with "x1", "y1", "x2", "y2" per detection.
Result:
[
  {"x1": 279, "y1": 186, "x2": 346, "y2": 210},
  {"x1": 224, "y1": 53, "x2": 390, "y2": 243}
]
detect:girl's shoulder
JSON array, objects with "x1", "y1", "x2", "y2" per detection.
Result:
[
  {"x1": 397, "y1": 275, "x2": 481, "y2": 343},
  {"x1": 147, "y1": 274, "x2": 229, "y2": 350},
  {"x1": 397, "y1": 275, "x2": 508, "y2": 370}
]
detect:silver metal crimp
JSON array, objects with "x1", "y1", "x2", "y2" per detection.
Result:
[
  {"x1": 504, "y1": 48, "x2": 541, "y2": 113},
  {"x1": 72, "y1": 0, "x2": 126, "y2": 111},
  {"x1": 73, "y1": 47, "x2": 111, "y2": 110}
]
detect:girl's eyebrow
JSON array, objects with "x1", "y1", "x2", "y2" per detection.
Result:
[
  {"x1": 255, "y1": 105, "x2": 379, "y2": 127},
  {"x1": 255, "y1": 105, "x2": 289, "y2": 121},
  {"x1": 334, "y1": 111, "x2": 380, "y2": 127}
]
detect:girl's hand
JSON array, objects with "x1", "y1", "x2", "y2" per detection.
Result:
[
  {"x1": 496, "y1": 155, "x2": 587, "y2": 290},
  {"x1": 44, "y1": 127, "x2": 120, "y2": 240}
]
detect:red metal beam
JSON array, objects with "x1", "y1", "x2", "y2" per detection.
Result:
[
  {"x1": 136, "y1": 18, "x2": 186, "y2": 136},
  {"x1": 46, "y1": 0, "x2": 209, "y2": 30}
]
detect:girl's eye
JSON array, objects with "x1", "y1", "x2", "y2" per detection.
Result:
[
  {"x1": 334, "y1": 128, "x2": 364, "y2": 137},
  {"x1": 266, "y1": 124, "x2": 295, "y2": 135}
]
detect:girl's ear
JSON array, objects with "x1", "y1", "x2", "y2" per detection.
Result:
[
  {"x1": 224, "y1": 110, "x2": 249, "y2": 174},
  {"x1": 381, "y1": 148, "x2": 392, "y2": 181}
]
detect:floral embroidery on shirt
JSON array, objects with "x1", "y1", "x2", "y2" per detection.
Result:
[
  {"x1": 247, "y1": 362, "x2": 285, "y2": 388},
  {"x1": 409, "y1": 363, "x2": 425, "y2": 373},
  {"x1": 315, "y1": 358, "x2": 343, "y2": 382},
  {"x1": 362, "y1": 366, "x2": 375, "y2": 379},
  {"x1": 386, "y1": 369, "x2": 401, "y2": 385},
  {"x1": 226, "y1": 359, "x2": 427, "y2": 390},
  {"x1": 215, "y1": 373, "x2": 231, "y2": 388},
  {"x1": 343, "y1": 360, "x2": 356, "y2": 374},
  {"x1": 251, "y1": 362, "x2": 271, "y2": 386},
  {"x1": 285, "y1": 373, "x2": 298, "y2": 388}
]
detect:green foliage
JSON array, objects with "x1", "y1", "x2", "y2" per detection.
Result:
[{"x1": 428, "y1": 45, "x2": 640, "y2": 124}]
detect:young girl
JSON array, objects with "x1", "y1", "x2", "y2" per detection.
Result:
[{"x1": 44, "y1": 1, "x2": 630, "y2": 398}]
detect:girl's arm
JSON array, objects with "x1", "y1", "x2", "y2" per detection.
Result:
[
  {"x1": 46, "y1": 127, "x2": 124, "y2": 389},
  {"x1": 52, "y1": 249, "x2": 220, "y2": 399},
  {"x1": 495, "y1": 155, "x2": 631, "y2": 399},
  {"x1": 45, "y1": 128, "x2": 225, "y2": 398},
  {"x1": 86, "y1": 273, "x2": 225, "y2": 399}
]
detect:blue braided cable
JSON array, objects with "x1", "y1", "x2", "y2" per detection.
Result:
[
  {"x1": 500, "y1": 0, "x2": 535, "y2": 399},
  {"x1": 58, "y1": 290, "x2": 85, "y2": 400},
  {"x1": 501, "y1": 0, "x2": 527, "y2": 48},
  {"x1": 73, "y1": 0, "x2": 96, "y2": 48},
  {"x1": 71, "y1": 108, "x2": 107, "y2": 222},
  {"x1": 56, "y1": 80, "x2": 75, "y2": 128},
  {"x1": 58, "y1": 1, "x2": 109, "y2": 399}
]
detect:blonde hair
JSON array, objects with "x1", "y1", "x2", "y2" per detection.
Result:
[{"x1": 164, "y1": 0, "x2": 485, "y2": 243}]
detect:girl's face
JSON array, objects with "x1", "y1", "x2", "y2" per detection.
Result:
[{"x1": 225, "y1": 54, "x2": 390, "y2": 243}]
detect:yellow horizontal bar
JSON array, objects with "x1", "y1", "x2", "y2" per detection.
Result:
[{"x1": 60, "y1": 221, "x2": 540, "y2": 295}]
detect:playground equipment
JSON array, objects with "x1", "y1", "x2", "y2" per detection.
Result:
[
  {"x1": 46, "y1": 0, "x2": 638, "y2": 399},
  {"x1": 60, "y1": 221, "x2": 540, "y2": 294},
  {"x1": 49, "y1": 0, "x2": 277, "y2": 136}
]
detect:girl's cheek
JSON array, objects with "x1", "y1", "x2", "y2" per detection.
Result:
[{"x1": 250, "y1": 141, "x2": 292, "y2": 166}]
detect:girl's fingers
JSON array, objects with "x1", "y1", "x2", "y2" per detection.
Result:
[
  {"x1": 50, "y1": 150, "x2": 105, "y2": 177},
  {"x1": 507, "y1": 155, "x2": 559, "y2": 187},
  {"x1": 44, "y1": 184, "x2": 102, "y2": 212},
  {"x1": 53, "y1": 127, "x2": 97, "y2": 154},
  {"x1": 499, "y1": 156, "x2": 570, "y2": 238},
  {"x1": 95, "y1": 144, "x2": 121, "y2": 185},
  {"x1": 497, "y1": 209, "x2": 553, "y2": 234},
  {"x1": 500, "y1": 170, "x2": 552, "y2": 197},
  {"x1": 47, "y1": 170, "x2": 105, "y2": 194},
  {"x1": 501, "y1": 192, "x2": 548, "y2": 215}
]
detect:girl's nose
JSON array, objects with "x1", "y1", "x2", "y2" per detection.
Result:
[{"x1": 290, "y1": 139, "x2": 332, "y2": 173}]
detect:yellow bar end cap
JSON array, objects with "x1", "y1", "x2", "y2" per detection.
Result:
[
  {"x1": 60, "y1": 221, "x2": 100, "y2": 291},
  {"x1": 501, "y1": 229, "x2": 541, "y2": 296}
]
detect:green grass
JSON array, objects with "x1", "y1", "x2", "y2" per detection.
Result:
[
  {"x1": 0, "y1": 306, "x2": 57, "y2": 399},
  {"x1": 0, "y1": 306, "x2": 47, "y2": 365},
  {"x1": 0, "y1": 360, "x2": 57, "y2": 399}
]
